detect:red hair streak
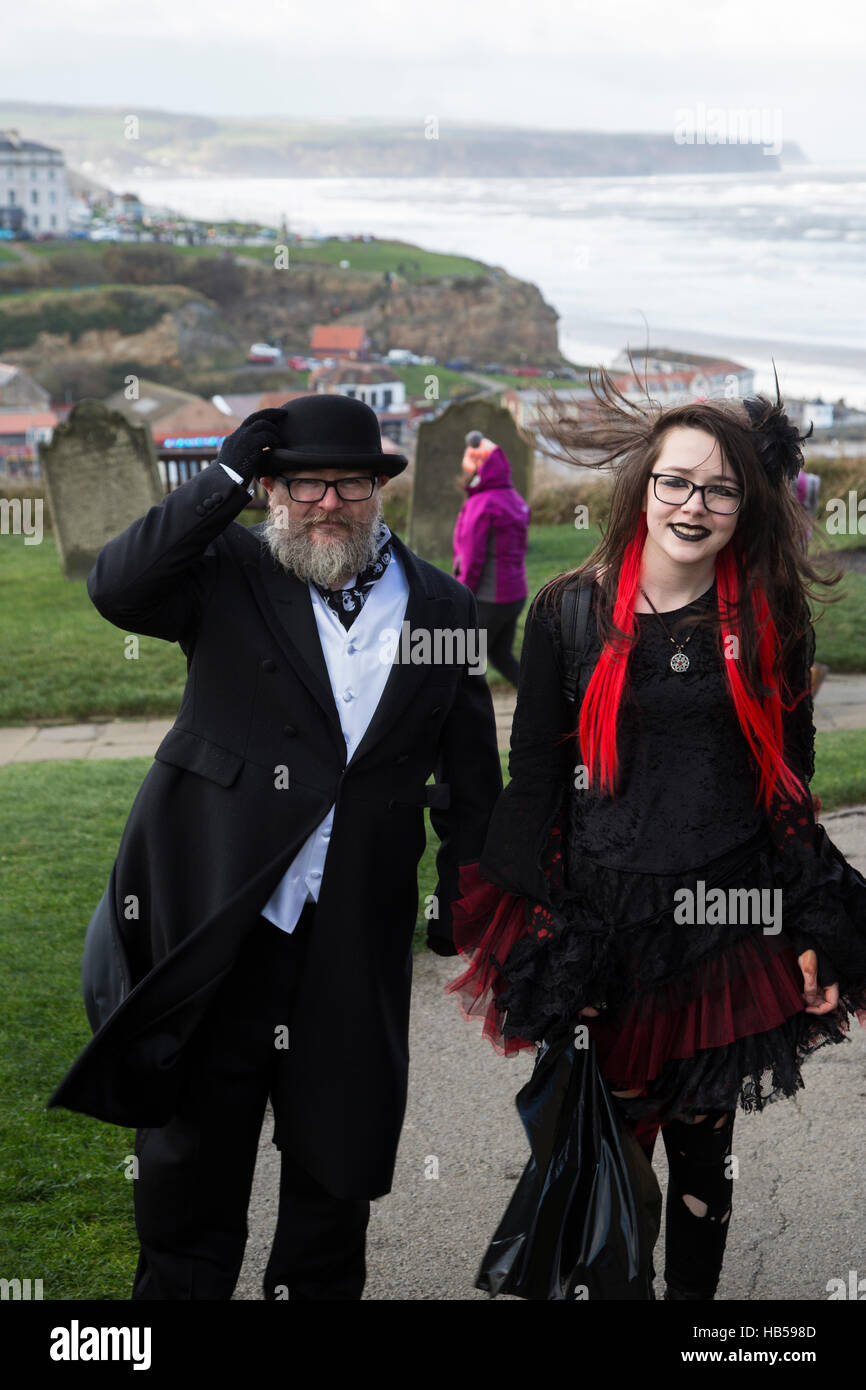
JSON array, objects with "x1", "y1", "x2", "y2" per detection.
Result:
[
  {"x1": 577, "y1": 520, "x2": 808, "y2": 809},
  {"x1": 715, "y1": 543, "x2": 807, "y2": 809},
  {"x1": 578, "y1": 514, "x2": 646, "y2": 795}
]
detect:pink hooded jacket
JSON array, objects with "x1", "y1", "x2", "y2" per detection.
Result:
[{"x1": 452, "y1": 446, "x2": 530, "y2": 604}]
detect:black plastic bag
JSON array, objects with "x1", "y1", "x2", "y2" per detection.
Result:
[{"x1": 477, "y1": 1027, "x2": 661, "y2": 1300}]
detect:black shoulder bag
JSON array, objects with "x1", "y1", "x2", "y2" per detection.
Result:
[
  {"x1": 559, "y1": 570, "x2": 595, "y2": 705},
  {"x1": 475, "y1": 566, "x2": 663, "y2": 1301}
]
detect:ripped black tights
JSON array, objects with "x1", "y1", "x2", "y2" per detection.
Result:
[{"x1": 639, "y1": 1109, "x2": 736, "y2": 1300}]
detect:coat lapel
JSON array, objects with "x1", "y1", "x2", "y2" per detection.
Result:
[
  {"x1": 348, "y1": 536, "x2": 455, "y2": 768},
  {"x1": 242, "y1": 527, "x2": 345, "y2": 747},
  {"x1": 241, "y1": 524, "x2": 457, "y2": 767}
]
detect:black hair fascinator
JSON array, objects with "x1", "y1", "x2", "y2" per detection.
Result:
[{"x1": 742, "y1": 361, "x2": 813, "y2": 486}]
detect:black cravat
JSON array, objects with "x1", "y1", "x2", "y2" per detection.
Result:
[{"x1": 314, "y1": 535, "x2": 392, "y2": 630}]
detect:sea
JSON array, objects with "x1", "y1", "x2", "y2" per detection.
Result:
[{"x1": 125, "y1": 164, "x2": 866, "y2": 410}]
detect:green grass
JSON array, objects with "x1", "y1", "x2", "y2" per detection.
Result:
[
  {"x1": 1, "y1": 236, "x2": 494, "y2": 283},
  {"x1": 385, "y1": 362, "x2": 491, "y2": 400},
  {"x1": 0, "y1": 752, "x2": 494, "y2": 1297},
  {"x1": 0, "y1": 761, "x2": 143, "y2": 1298},
  {"x1": 813, "y1": 730, "x2": 866, "y2": 811},
  {"x1": 227, "y1": 237, "x2": 493, "y2": 281},
  {"x1": 2, "y1": 521, "x2": 866, "y2": 724}
]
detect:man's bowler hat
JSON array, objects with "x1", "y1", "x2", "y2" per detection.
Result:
[{"x1": 267, "y1": 393, "x2": 408, "y2": 476}]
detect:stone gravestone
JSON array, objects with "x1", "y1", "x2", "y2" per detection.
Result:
[
  {"x1": 40, "y1": 399, "x2": 164, "y2": 581},
  {"x1": 408, "y1": 400, "x2": 532, "y2": 564}
]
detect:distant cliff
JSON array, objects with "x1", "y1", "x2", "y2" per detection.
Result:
[{"x1": 0, "y1": 103, "x2": 807, "y2": 178}]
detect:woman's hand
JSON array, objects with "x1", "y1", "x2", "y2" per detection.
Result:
[
  {"x1": 798, "y1": 948, "x2": 840, "y2": 1015},
  {"x1": 577, "y1": 1001, "x2": 605, "y2": 1018}
]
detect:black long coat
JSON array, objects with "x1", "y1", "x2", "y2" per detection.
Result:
[{"x1": 47, "y1": 460, "x2": 503, "y2": 1200}]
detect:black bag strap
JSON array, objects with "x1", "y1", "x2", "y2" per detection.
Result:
[{"x1": 560, "y1": 569, "x2": 595, "y2": 705}]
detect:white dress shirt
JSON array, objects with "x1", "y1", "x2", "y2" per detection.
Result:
[{"x1": 258, "y1": 525, "x2": 409, "y2": 933}]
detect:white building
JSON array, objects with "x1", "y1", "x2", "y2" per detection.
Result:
[
  {"x1": 501, "y1": 385, "x2": 593, "y2": 433},
  {"x1": 610, "y1": 347, "x2": 755, "y2": 400},
  {"x1": 0, "y1": 129, "x2": 68, "y2": 236}
]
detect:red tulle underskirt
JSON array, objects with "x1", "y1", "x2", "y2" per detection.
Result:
[{"x1": 446, "y1": 862, "x2": 818, "y2": 1144}]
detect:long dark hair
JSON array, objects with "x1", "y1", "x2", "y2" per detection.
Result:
[{"x1": 531, "y1": 362, "x2": 842, "y2": 807}]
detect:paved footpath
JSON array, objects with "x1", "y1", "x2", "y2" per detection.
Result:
[
  {"x1": 233, "y1": 805, "x2": 866, "y2": 1302},
  {"x1": 4, "y1": 680, "x2": 865, "y2": 1300}
]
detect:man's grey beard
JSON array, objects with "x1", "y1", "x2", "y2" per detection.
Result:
[{"x1": 262, "y1": 495, "x2": 386, "y2": 588}]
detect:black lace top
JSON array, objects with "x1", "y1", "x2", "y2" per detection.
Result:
[
  {"x1": 566, "y1": 579, "x2": 765, "y2": 874},
  {"x1": 480, "y1": 573, "x2": 816, "y2": 905}
]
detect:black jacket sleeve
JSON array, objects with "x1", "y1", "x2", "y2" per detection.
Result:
[
  {"x1": 478, "y1": 592, "x2": 575, "y2": 904},
  {"x1": 426, "y1": 590, "x2": 504, "y2": 956},
  {"x1": 781, "y1": 619, "x2": 817, "y2": 790},
  {"x1": 777, "y1": 619, "x2": 837, "y2": 986},
  {"x1": 86, "y1": 461, "x2": 253, "y2": 645}
]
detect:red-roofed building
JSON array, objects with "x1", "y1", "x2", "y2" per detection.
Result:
[{"x1": 309, "y1": 325, "x2": 370, "y2": 361}]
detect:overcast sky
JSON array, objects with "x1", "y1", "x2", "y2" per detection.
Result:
[{"x1": 7, "y1": 0, "x2": 865, "y2": 164}]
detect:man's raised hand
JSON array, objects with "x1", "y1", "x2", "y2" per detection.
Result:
[{"x1": 218, "y1": 408, "x2": 287, "y2": 486}]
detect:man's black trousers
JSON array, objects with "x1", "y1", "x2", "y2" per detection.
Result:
[{"x1": 130, "y1": 904, "x2": 371, "y2": 1300}]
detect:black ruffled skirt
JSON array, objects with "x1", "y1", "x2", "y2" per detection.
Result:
[{"x1": 447, "y1": 819, "x2": 866, "y2": 1146}]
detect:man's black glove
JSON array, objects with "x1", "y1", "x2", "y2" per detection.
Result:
[{"x1": 217, "y1": 408, "x2": 287, "y2": 486}]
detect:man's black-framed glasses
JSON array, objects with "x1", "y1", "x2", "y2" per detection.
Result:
[
  {"x1": 276, "y1": 474, "x2": 376, "y2": 502},
  {"x1": 650, "y1": 473, "x2": 744, "y2": 515}
]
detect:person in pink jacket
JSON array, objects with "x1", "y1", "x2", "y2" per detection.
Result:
[{"x1": 453, "y1": 431, "x2": 530, "y2": 685}]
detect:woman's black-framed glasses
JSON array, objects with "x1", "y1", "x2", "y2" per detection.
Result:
[
  {"x1": 650, "y1": 473, "x2": 744, "y2": 515},
  {"x1": 276, "y1": 475, "x2": 376, "y2": 502}
]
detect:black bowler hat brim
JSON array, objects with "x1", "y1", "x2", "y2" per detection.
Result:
[{"x1": 266, "y1": 447, "x2": 408, "y2": 477}]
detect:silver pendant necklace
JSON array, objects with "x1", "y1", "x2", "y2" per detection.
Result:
[{"x1": 639, "y1": 587, "x2": 696, "y2": 672}]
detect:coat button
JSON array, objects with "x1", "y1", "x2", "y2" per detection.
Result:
[
  {"x1": 395, "y1": 753, "x2": 409, "y2": 764},
  {"x1": 262, "y1": 659, "x2": 277, "y2": 672},
  {"x1": 283, "y1": 723, "x2": 297, "y2": 736}
]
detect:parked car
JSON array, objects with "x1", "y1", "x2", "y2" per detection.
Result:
[
  {"x1": 287, "y1": 356, "x2": 309, "y2": 371},
  {"x1": 445, "y1": 358, "x2": 474, "y2": 371},
  {"x1": 247, "y1": 343, "x2": 282, "y2": 364}
]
